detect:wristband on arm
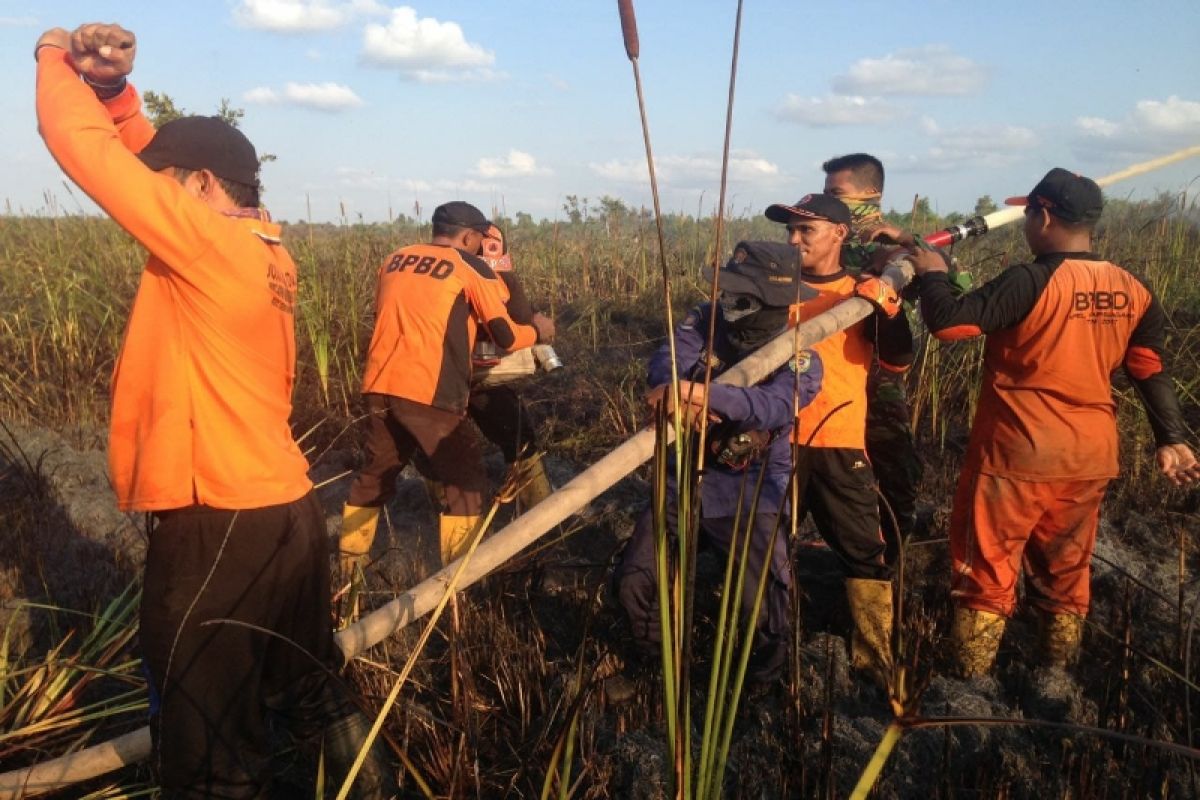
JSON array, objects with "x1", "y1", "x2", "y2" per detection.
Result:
[
  {"x1": 33, "y1": 42, "x2": 66, "y2": 62},
  {"x1": 81, "y1": 73, "x2": 128, "y2": 100}
]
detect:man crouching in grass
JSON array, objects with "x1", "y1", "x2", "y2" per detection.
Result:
[
  {"x1": 34, "y1": 22, "x2": 396, "y2": 798},
  {"x1": 615, "y1": 241, "x2": 823, "y2": 688}
]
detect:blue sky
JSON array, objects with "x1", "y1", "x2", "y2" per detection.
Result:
[{"x1": 5, "y1": 1, "x2": 1200, "y2": 223}]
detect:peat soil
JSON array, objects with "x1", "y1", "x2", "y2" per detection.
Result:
[{"x1": 4, "y1": 418, "x2": 1200, "y2": 798}]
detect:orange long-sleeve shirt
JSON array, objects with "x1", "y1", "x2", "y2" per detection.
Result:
[
  {"x1": 787, "y1": 273, "x2": 874, "y2": 449},
  {"x1": 36, "y1": 48, "x2": 312, "y2": 511},
  {"x1": 920, "y1": 253, "x2": 1179, "y2": 480},
  {"x1": 362, "y1": 243, "x2": 537, "y2": 412},
  {"x1": 786, "y1": 270, "x2": 913, "y2": 449}
]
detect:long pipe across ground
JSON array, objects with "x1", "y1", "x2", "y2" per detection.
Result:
[{"x1": 0, "y1": 261, "x2": 904, "y2": 797}]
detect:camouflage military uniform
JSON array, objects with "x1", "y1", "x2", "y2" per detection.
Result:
[
  {"x1": 842, "y1": 223, "x2": 970, "y2": 552},
  {"x1": 842, "y1": 236, "x2": 923, "y2": 550}
]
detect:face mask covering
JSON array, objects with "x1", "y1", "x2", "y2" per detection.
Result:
[
  {"x1": 718, "y1": 292, "x2": 763, "y2": 322},
  {"x1": 840, "y1": 189, "x2": 884, "y2": 240},
  {"x1": 721, "y1": 298, "x2": 789, "y2": 354}
]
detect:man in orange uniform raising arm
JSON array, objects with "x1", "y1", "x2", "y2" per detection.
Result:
[
  {"x1": 910, "y1": 168, "x2": 1200, "y2": 676},
  {"x1": 765, "y1": 193, "x2": 914, "y2": 688},
  {"x1": 339, "y1": 202, "x2": 552, "y2": 578},
  {"x1": 34, "y1": 22, "x2": 395, "y2": 799}
]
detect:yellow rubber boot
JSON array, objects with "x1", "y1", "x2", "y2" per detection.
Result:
[
  {"x1": 515, "y1": 453, "x2": 553, "y2": 510},
  {"x1": 950, "y1": 606, "x2": 1007, "y2": 678},
  {"x1": 440, "y1": 514, "x2": 481, "y2": 566},
  {"x1": 339, "y1": 504, "x2": 381, "y2": 585},
  {"x1": 846, "y1": 578, "x2": 894, "y2": 690},
  {"x1": 1036, "y1": 611, "x2": 1084, "y2": 668}
]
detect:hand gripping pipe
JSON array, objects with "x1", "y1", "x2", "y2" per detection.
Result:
[{"x1": 3, "y1": 143, "x2": 1198, "y2": 795}]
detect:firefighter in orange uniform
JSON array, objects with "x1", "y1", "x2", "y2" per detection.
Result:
[
  {"x1": 339, "y1": 202, "x2": 552, "y2": 577},
  {"x1": 35, "y1": 22, "x2": 395, "y2": 797},
  {"x1": 765, "y1": 193, "x2": 914, "y2": 687},
  {"x1": 911, "y1": 168, "x2": 1200, "y2": 676}
]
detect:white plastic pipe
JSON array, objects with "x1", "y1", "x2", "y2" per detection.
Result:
[{"x1": 0, "y1": 273, "x2": 901, "y2": 798}]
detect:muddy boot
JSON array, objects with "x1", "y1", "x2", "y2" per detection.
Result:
[
  {"x1": 1036, "y1": 610, "x2": 1084, "y2": 668},
  {"x1": 950, "y1": 606, "x2": 1006, "y2": 678},
  {"x1": 321, "y1": 711, "x2": 400, "y2": 799},
  {"x1": 339, "y1": 505, "x2": 381, "y2": 587},
  {"x1": 439, "y1": 514, "x2": 481, "y2": 566},
  {"x1": 846, "y1": 578, "x2": 894, "y2": 690},
  {"x1": 514, "y1": 453, "x2": 553, "y2": 510}
]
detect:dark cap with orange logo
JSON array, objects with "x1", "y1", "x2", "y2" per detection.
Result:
[
  {"x1": 702, "y1": 240, "x2": 817, "y2": 307},
  {"x1": 1005, "y1": 168, "x2": 1103, "y2": 224},
  {"x1": 764, "y1": 193, "x2": 852, "y2": 226}
]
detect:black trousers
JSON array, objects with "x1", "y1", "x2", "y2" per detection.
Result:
[
  {"x1": 140, "y1": 491, "x2": 343, "y2": 799},
  {"x1": 467, "y1": 384, "x2": 539, "y2": 464},
  {"x1": 864, "y1": 366, "x2": 922, "y2": 541},
  {"x1": 792, "y1": 446, "x2": 892, "y2": 580}
]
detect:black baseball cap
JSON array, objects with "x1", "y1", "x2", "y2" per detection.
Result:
[
  {"x1": 431, "y1": 201, "x2": 492, "y2": 233},
  {"x1": 701, "y1": 241, "x2": 817, "y2": 307},
  {"x1": 1005, "y1": 168, "x2": 1103, "y2": 224},
  {"x1": 765, "y1": 193, "x2": 852, "y2": 226},
  {"x1": 136, "y1": 116, "x2": 260, "y2": 187}
]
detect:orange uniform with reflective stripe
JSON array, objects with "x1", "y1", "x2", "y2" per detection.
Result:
[
  {"x1": 788, "y1": 273, "x2": 873, "y2": 449},
  {"x1": 362, "y1": 244, "x2": 536, "y2": 413},
  {"x1": 967, "y1": 258, "x2": 1152, "y2": 480},
  {"x1": 36, "y1": 49, "x2": 312, "y2": 511}
]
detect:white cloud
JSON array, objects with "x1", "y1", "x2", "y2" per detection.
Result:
[
  {"x1": 831, "y1": 45, "x2": 986, "y2": 96},
  {"x1": 244, "y1": 82, "x2": 364, "y2": 111},
  {"x1": 336, "y1": 166, "x2": 387, "y2": 188},
  {"x1": 590, "y1": 159, "x2": 645, "y2": 183},
  {"x1": 232, "y1": 0, "x2": 386, "y2": 32},
  {"x1": 1076, "y1": 116, "x2": 1120, "y2": 138},
  {"x1": 244, "y1": 86, "x2": 280, "y2": 104},
  {"x1": 340, "y1": 175, "x2": 497, "y2": 194},
  {"x1": 474, "y1": 150, "x2": 551, "y2": 178},
  {"x1": 1073, "y1": 96, "x2": 1200, "y2": 159},
  {"x1": 1132, "y1": 96, "x2": 1200, "y2": 135},
  {"x1": 361, "y1": 7, "x2": 496, "y2": 83},
  {"x1": 589, "y1": 152, "x2": 781, "y2": 186},
  {"x1": 896, "y1": 120, "x2": 1037, "y2": 173},
  {"x1": 547, "y1": 75, "x2": 570, "y2": 92},
  {"x1": 0, "y1": 16, "x2": 36, "y2": 26},
  {"x1": 774, "y1": 94, "x2": 905, "y2": 127},
  {"x1": 432, "y1": 178, "x2": 495, "y2": 193}
]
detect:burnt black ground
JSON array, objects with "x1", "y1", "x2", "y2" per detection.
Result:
[{"x1": 4, "y1": 418, "x2": 1200, "y2": 798}]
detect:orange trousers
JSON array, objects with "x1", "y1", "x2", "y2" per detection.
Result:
[{"x1": 949, "y1": 469, "x2": 1109, "y2": 617}]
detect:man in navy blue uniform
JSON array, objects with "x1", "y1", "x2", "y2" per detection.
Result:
[{"x1": 616, "y1": 241, "x2": 823, "y2": 681}]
